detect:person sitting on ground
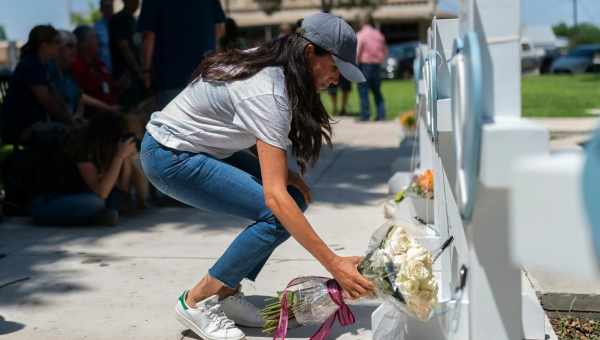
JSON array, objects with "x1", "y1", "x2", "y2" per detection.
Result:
[
  {"x1": 71, "y1": 25, "x2": 120, "y2": 117},
  {"x1": 30, "y1": 113, "x2": 143, "y2": 226},
  {"x1": 1, "y1": 25, "x2": 73, "y2": 146},
  {"x1": 49, "y1": 30, "x2": 120, "y2": 119}
]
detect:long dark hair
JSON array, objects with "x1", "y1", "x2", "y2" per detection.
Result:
[
  {"x1": 21, "y1": 25, "x2": 58, "y2": 56},
  {"x1": 69, "y1": 113, "x2": 128, "y2": 172},
  {"x1": 192, "y1": 34, "x2": 332, "y2": 173}
]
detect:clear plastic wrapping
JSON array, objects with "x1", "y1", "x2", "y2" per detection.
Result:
[{"x1": 262, "y1": 221, "x2": 457, "y2": 335}]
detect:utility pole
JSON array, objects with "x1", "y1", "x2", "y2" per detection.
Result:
[{"x1": 573, "y1": 0, "x2": 578, "y2": 27}]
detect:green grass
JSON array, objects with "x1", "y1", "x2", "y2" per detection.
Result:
[
  {"x1": 323, "y1": 74, "x2": 600, "y2": 119},
  {"x1": 522, "y1": 74, "x2": 600, "y2": 117},
  {"x1": 322, "y1": 79, "x2": 416, "y2": 120}
]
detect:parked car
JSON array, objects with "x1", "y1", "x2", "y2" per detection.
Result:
[
  {"x1": 551, "y1": 44, "x2": 600, "y2": 74},
  {"x1": 521, "y1": 38, "x2": 544, "y2": 74},
  {"x1": 382, "y1": 41, "x2": 420, "y2": 80},
  {"x1": 539, "y1": 47, "x2": 562, "y2": 74},
  {"x1": 521, "y1": 25, "x2": 566, "y2": 74}
]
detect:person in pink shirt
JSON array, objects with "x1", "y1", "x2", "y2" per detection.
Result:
[{"x1": 356, "y1": 14, "x2": 387, "y2": 121}]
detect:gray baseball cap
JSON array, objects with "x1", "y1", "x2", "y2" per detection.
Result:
[{"x1": 300, "y1": 12, "x2": 366, "y2": 83}]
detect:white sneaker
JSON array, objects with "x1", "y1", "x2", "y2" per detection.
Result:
[
  {"x1": 220, "y1": 291, "x2": 264, "y2": 328},
  {"x1": 175, "y1": 291, "x2": 246, "y2": 340}
]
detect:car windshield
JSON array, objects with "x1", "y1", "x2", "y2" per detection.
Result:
[{"x1": 568, "y1": 48, "x2": 598, "y2": 58}]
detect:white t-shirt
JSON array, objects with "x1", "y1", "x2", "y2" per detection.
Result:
[{"x1": 146, "y1": 66, "x2": 291, "y2": 159}]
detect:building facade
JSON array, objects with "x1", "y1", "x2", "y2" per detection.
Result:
[{"x1": 221, "y1": 0, "x2": 454, "y2": 44}]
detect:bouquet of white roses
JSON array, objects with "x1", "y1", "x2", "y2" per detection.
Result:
[{"x1": 262, "y1": 222, "x2": 452, "y2": 339}]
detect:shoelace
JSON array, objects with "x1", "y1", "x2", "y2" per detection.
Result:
[{"x1": 208, "y1": 304, "x2": 236, "y2": 329}]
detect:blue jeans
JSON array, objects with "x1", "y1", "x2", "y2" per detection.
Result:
[
  {"x1": 358, "y1": 63, "x2": 386, "y2": 121},
  {"x1": 140, "y1": 133, "x2": 307, "y2": 288},
  {"x1": 31, "y1": 190, "x2": 122, "y2": 225}
]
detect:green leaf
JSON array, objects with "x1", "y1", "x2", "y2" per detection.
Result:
[{"x1": 394, "y1": 190, "x2": 406, "y2": 203}]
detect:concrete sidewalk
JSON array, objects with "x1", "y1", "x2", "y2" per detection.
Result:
[
  {"x1": 530, "y1": 117, "x2": 598, "y2": 151},
  {"x1": 0, "y1": 118, "x2": 398, "y2": 340}
]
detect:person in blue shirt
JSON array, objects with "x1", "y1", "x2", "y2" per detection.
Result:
[
  {"x1": 137, "y1": 0, "x2": 226, "y2": 108},
  {"x1": 1, "y1": 25, "x2": 73, "y2": 145},
  {"x1": 49, "y1": 30, "x2": 120, "y2": 118},
  {"x1": 93, "y1": 0, "x2": 114, "y2": 73}
]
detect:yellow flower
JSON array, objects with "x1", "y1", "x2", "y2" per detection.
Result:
[{"x1": 399, "y1": 110, "x2": 417, "y2": 128}]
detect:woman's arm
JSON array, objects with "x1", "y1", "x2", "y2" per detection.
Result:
[
  {"x1": 77, "y1": 137, "x2": 137, "y2": 199},
  {"x1": 256, "y1": 140, "x2": 373, "y2": 298},
  {"x1": 80, "y1": 94, "x2": 120, "y2": 113},
  {"x1": 116, "y1": 156, "x2": 133, "y2": 192},
  {"x1": 78, "y1": 158, "x2": 124, "y2": 199},
  {"x1": 141, "y1": 31, "x2": 155, "y2": 89},
  {"x1": 31, "y1": 85, "x2": 73, "y2": 124}
]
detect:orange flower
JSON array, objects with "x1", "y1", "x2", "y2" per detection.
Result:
[
  {"x1": 418, "y1": 170, "x2": 433, "y2": 193},
  {"x1": 399, "y1": 110, "x2": 416, "y2": 128}
]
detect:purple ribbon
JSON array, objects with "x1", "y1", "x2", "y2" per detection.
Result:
[{"x1": 273, "y1": 277, "x2": 356, "y2": 340}]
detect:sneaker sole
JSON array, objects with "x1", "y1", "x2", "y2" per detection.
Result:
[{"x1": 175, "y1": 306, "x2": 246, "y2": 340}]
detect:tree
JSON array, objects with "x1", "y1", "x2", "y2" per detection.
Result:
[
  {"x1": 70, "y1": 0, "x2": 102, "y2": 26},
  {"x1": 553, "y1": 22, "x2": 600, "y2": 47},
  {"x1": 0, "y1": 25, "x2": 6, "y2": 41}
]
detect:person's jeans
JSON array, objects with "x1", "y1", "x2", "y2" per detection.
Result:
[
  {"x1": 358, "y1": 63, "x2": 386, "y2": 121},
  {"x1": 31, "y1": 190, "x2": 123, "y2": 226},
  {"x1": 139, "y1": 133, "x2": 307, "y2": 288}
]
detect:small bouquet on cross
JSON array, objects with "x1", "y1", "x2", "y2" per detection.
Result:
[
  {"x1": 261, "y1": 222, "x2": 453, "y2": 339},
  {"x1": 398, "y1": 110, "x2": 417, "y2": 138},
  {"x1": 395, "y1": 170, "x2": 434, "y2": 224}
]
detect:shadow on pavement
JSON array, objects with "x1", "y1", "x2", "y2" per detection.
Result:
[
  {"x1": 178, "y1": 295, "x2": 378, "y2": 340},
  {"x1": 0, "y1": 315, "x2": 25, "y2": 335},
  {"x1": 0, "y1": 139, "x2": 399, "y2": 324}
]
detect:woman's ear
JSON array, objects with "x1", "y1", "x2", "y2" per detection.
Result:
[{"x1": 304, "y1": 43, "x2": 315, "y2": 59}]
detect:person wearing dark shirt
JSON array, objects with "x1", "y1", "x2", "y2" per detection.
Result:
[
  {"x1": 138, "y1": 0, "x2": 226, "y2": 108},
  {"x1": 30, "y1": 113, "x2": 139, "y2": 226},
  {"x1": 109, "y1": 0, "x2": 144, "y2": 110},
  {"x1": 1, "y1": 25, "x2": 72, "y2": 145},
  {"x1": 220, "y1": 17, "x2": 248, "y2": 51},
  {"x1": 71, "y1": 25, "x2": 120, "y2": 114}
]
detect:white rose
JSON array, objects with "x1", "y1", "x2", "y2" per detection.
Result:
[
  {"x1": 405, "y1": 245, "x2": 431, "y2": 264},
  {"x1": 387, "y1": 229, "x2": 413, "y2": 255},
  {"x1": 408, "y1": 297, "x2": 433, "y2": 321},
  {"x1": 404, "y1": 261, "x2": 431, "y2": 281},
  {"x1": 397, "y1": 276, "x2": 420, "y2": 296},
  {"x1": 370, "y1": 249, "x2": 388, "y2": 269},
  {"x1": 391, "y1": 254, "x2": 407, "y2": 268}
]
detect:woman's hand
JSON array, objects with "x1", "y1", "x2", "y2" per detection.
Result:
[
  {"x1": 287, "y1": 170, "x2": 312, "y2": 204},
  {"x1": 117, "y1": 137, "x2": 137, "y2": 160},
  {"x1": 326, "y1": 256, "x2": 374, "y2": 300}
]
